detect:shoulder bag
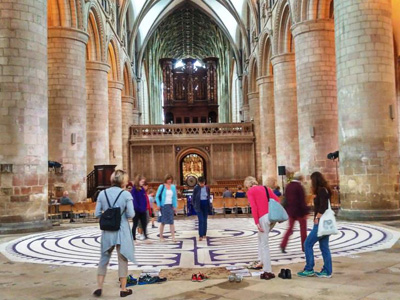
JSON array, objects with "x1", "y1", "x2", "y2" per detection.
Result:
[{"x1": 264, "y1": 186, "x2": 288, "y2": 223}]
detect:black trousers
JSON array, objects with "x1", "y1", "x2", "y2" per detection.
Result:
[{"x1": 132, "y1": 212, "x2": 148, "y2": 240}]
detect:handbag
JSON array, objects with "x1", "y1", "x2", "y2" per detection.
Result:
[
  {"x1": 99, "y1": 190, "x2": 124, "y2": 231},
  {"x1": 264, "y1": 186, "x2": 288, "y2": 223},
  {"x1": 317, "y1": 197, "x2": 339, "y2": 237}
]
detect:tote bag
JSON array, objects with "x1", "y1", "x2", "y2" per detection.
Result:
[
  {"x1": 264, "y1": 186, "x2": 288, "y2": 223},
  {"x1": 317, "y1": 199, "x2": 339, "y2": 237}
]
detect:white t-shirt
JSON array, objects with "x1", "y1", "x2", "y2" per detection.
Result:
[{"x1": 165, "y1": 189, "x2": 173, "y2": 205}]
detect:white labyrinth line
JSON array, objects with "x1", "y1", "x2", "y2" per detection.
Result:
[{"x1": 1, "y1": 219, "x2": 398, "y2": 269}]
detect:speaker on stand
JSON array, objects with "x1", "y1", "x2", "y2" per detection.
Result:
[{"x1": 278, "y1": 166, "x2": 286, "y2": 193}]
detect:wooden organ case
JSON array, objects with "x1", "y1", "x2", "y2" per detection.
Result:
[{"x1": 160, "y1": 58, "x2": 219, "y2": 124}]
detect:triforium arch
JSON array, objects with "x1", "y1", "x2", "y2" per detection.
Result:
[
  {"x1": 48, "y1": 0, "x2": 84, "y2": 29},
  {"x1": 86, "y1": 4, "x2": 107, "y2": 62},
  {"x1": 274, "y1": 0, "x2": 294, "y2": 55}
]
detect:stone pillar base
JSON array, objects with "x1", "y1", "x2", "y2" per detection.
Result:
[
  {"x1": 338, "y1": 209, "x2": 400, "y2": 221},
  {"x1": 0, "y1": 220, "x2": 52, "y2": 234}
]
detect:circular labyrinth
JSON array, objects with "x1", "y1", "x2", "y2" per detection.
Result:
[{"x1": 0, "y1": 219, "x2": 398, "y2": 270}]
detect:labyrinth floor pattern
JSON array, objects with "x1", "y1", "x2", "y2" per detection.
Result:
[{"x1": 1, "y1": 219, "x2": 399, "y2": 270}]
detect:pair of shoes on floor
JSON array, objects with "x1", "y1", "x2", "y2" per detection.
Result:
[
  {"x1": 191, "y1": 272, "x2": 208, "y2": 282},
  {"x1": 138, "y1": 274, "x2": 167, "y2": 285},
  {"x1": 278, "y1": 269, "x2": 292, "y2": 279},
  {"x1": 228, "y1": 274, "x2": 243, "y2": 283},
  {"x1": 120, "y1": 289, "x2": 133, "y2": 297},
  {"x1": 248, "y1": 260, "x2": 263, "y2": 270},
  {"x1": 260, "y1": 272, "x2": 275, "y2": 280}
]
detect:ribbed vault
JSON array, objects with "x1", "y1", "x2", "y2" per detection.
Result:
[{"x1": 143, "y1": 6, "x2": 234, "y2": 124}]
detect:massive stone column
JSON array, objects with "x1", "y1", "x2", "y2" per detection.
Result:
[
  {"x1": 48, "y1": 27, "x2": 88, "y2": 202},
  {"x1": 271, "y1": 53, "x2": 300, "y2": 175},
  {"x1": 292, "y1": 20, "x2": 339, "y2": 183},
  {"x1": 122, "y1": 96, "x2": 134, "y2": 170},
  {"x1": 0, "y1": 0, "x2": 51, "y2": 233},
  {"x1": 86, "y1": 61, "x2": 110, "y2": 174},
  {"x1": 108, "y1": 80, "x2": 123, "y2": 168},
  {"x1": 242, "y1": 104, "x2": 250, "y2": 122},
  {"x1": 248, "y1": 92, "x2": 261, "y2": 181},
  {"x1": 257, "y1": 76, "x2": 277, "y2": 184},
  {"x1": 335, "y1": 0, "x2": 400, "y2": 220}
]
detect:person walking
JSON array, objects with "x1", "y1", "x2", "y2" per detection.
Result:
[
  {"x1": 280, "y1": 172, "x2": 309, "y2": 253},
  {"x1": 155, "y1": 174, "x2": 178, "y2": 242},
  {"x1": 297, "y1": 171, "x2": 333, "y2": 278},
  {"x1": 131, "y1": 174, "x2": 148, "y2": 241},
  {"x1": 192, "y1": 176, "x2": 211, "y2": 241},
  {"x1": 244, "y1": 176, "x2": 280, "y2": 280},
  {"x1": 93, "y1": 169, "x2": 135, "y2": 298}
]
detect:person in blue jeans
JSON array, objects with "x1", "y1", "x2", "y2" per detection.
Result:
[
  {"x1": 298, "y1": 171, "x2": 333, "y2": 278},
  {"x1": 192, "y1": 176, "x2": 211, "y2": 241}
]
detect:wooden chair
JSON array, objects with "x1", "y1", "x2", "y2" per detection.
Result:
[
  {"x1": 211, "y1": 198, "x2": 225, "y2": 216},
  {"x1": 72, "y1": 203, "x2": 87, "y2": 221},
  {"x1": 59, "y1": 204, "x2": 73, "y2": 220},
  {"x1": 236, "y1": 198, "x2": 250, "y2": 214},
  {"x1": 84, "y1": 202, "x2": 96, "y2": 218},
  {"x1": 176, "y1": 198, "x2": 186, "y2": 215},
  {"x1": 224, "y1": 197, "x2": 236, "y2": 214}
]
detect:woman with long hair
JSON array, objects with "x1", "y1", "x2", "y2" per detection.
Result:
[
  {"x1": 93, "y1": 170, "x2": 135, "y2": 297},
  {"x1": 131, "y1": 174, "x2": 148, "y2": 241},
  {"x1": 155, "y1": 174, "x2": 178, "y2": 242},
  {"x1": 244, "y1": 176, "x2": 280, "y2": 280},
  {"x1": 297, "y1": 171, "x2": 333, "y2": 278}
]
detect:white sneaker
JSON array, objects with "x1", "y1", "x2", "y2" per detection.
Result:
[{"x1": 138, "y1": 235, "x2": 145, "y2": 241}]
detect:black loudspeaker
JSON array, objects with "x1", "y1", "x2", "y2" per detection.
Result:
[{"x1": 278, "y1": 166, "x2": 286, "y2": 176}]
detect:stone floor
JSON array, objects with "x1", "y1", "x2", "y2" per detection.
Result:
[{"x1": 0, "y1": 218, "x2": 399, "y2": 300}]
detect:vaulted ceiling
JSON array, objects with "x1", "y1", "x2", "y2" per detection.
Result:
[
  {"x1": 145, "y1": 6, "x2": 231, "y2": 60},
  {"x1": 120, "y1": 0, "x2": 259, "y2": 69}
]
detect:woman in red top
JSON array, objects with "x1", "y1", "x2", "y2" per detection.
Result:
[{"x1": 244, "y1": 176, "x2": 280, "y2": 280}]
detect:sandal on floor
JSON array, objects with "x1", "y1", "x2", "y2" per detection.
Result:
[
  {"x1": 93, "y1": 289, "x2": 102, "y2": 297},
  {"x1": 120, "y1": 289, "x2": 132, "y2": 297},
  {"x1": 247, "y1": 261, "x2": 262, "y2": 270}
]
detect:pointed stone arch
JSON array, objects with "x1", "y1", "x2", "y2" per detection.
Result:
[
  {"x1": 248, "y1": 57, "x2": 259, "y2": 92},
  {"x1": 86, "y1": 3, "x2": 107, "y2": 62},
  {"x1": 122, "y1": 61, "x2": 133, "y2": 97},
  {"x1": 86, "y1": 8, "x2": 105, "y2": 62},
  {"x1": 48, "y1": 0, "x2": 84, "y2": 29},
  {"x1": 242, "y1": 75, "x2": 249, "y2": 105},
  {"x1": 273, "y1": 0, "x2": 294, "y2": 55},
  {"x1": 258, "y1": 32, "x2": 273, "y2": 77},
  {"x1": 107, "y1": 38, "x2": 122, "y2": 82}
]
